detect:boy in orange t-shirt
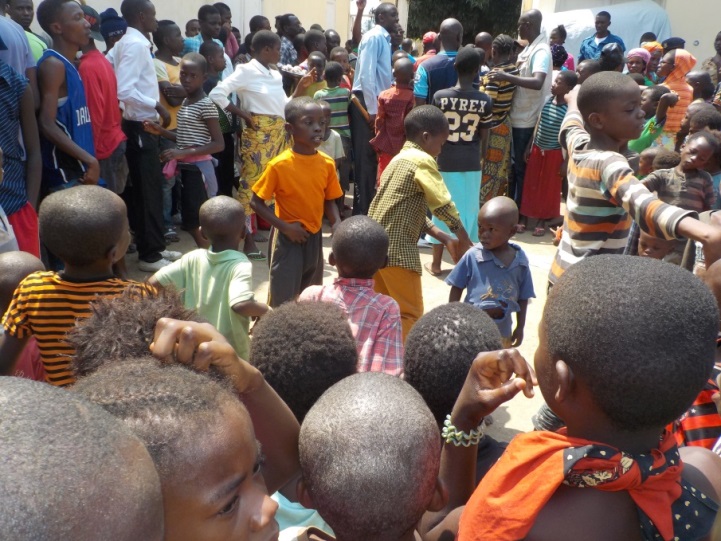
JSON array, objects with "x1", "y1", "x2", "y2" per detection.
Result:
[{"x1": 251, "y1": 97, "x2": 342, "y2": 307}]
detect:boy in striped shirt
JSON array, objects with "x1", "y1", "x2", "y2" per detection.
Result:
[{"x1": 549, "y1": 71, "x2": 721, "y2": 286}]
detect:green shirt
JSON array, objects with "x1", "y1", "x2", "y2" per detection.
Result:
[
  {"x1": 154, "y1": 248, "x2": 255, "y2": 359},
  {"x1": 26, "y1": 31, "x2": 47, "y2": 62},
  {"x1": 628, "y1": 116, "x2": 665, "y2": 153}
]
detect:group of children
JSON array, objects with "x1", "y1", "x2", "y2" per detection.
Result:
[{"x1": 6, "y1": 2, "x2": 721, "y2": 540}]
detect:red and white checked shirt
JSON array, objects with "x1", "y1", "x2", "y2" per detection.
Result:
[{"x1": 299, "y1": 278, "x2": 403, "y2": 376}]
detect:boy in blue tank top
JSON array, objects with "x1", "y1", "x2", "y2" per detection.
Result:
[{"x1": 36, "y1": 0, "x2": 97, "y2": 192}]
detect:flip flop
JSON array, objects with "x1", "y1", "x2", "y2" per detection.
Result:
[
  {"x1": 532, "y1": 227, "x2": 545, "y2": 237},
  {"x1": 423, "y1": 262, "x2": 443, "y2": 277},
  {"x1": 515, "y1": 224, "x2": 526, "y2": 234},
  {"x1": 246, "y1": 251, "x2": 267, "y2": 261}
]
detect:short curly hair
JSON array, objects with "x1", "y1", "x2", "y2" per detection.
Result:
[
  {"x1": 250, "y1": 301, "x2": 357, "y2": 422},
  {"x1": 543, "y1": 255, "x2": 718, "y2": 431},
  {"x1": 68, "y1": 287, "x2": 203, "y2": 378},
  {"x1": 332, "y1": 215, "x2": 389, "y2": 278},
  {"x1": 404, "y1": 303, "x2": 503, "y2": 426}
]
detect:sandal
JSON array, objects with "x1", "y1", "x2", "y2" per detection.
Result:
[
  {"x1": 515, "y1": 224, "x2": 526, "y2": 234},
  {"x1": 246, "y1": 251, "x2": 267, "y2": 261},
  {"x1": 532, "y1": 227, "x2": 545, "y2": 237},
  {"x1": 423, "y1": 262, "x2": 443, "y2": 277}
]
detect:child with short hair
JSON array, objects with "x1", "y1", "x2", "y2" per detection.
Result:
[
  {"x1": 370, "y1": 57, "x2": 416, "y2": 185},
  {"x1": 0, "y1": 185, "x2": 149, "y2": 386},
  {"x1": 426, "y1": 47, "x2": 493, "y2": 275},
  {"x1": 627, "y1": 85, "x2": 677, "y2": 153},
  {"x1": 637, "y1": 229, "x2": 677, "y2": 259},
  {"x1": 299, "y1": 215, "x2": 403, "y2": 375},
  {"x1": 657, "y1": 48, "x2": 697, "y2": 149},
  {"x1": 549, "y1": 71, "x2": 721, "y2": 287},
  {"x1": 458, "y1": 255, "x2": 721, "y2": 540},
  {"x1": 447, "y1": 197, "x2": 535, "y2": 347},
  {"x1": 185, "y1": 18, "x2": 200, "y2": 38},
  {"x1": 368, "y1": 105, "x2": 473, "y2": 339},
  {"x1": 144, "y1": 53, "x2": 225, "y2": 249},
  {"x1": 638, "y1": 147, "x2": 660, "y2": 177},
  {"x1": 329, "y1": 45, "x2": 353, "y2": 89},
  {"x1": 316, "y1": 100, "x2": 345, "y2": 172},
  {"x1": 149, "y1": 196, "x2": 267, "y2": 360},
  {"x1": 251, "y1": 97, "x2": 342, "y2": 307},
  {"x1": 520, "y1": 69, "x2": 578, "y2": 237},
  {"x1": 303, "y1": 51, "x2": 327, "y2": 97},
  {"x1": 36, "y1": 0, "x2": 97, "y2": 190},
  {"x1": 0, "y1": 251, "x2": 45, "y2": 381}
]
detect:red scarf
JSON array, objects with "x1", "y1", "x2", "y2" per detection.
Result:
[{"x1": 457, "y1": 429, "x2": 717, "y2": 541}]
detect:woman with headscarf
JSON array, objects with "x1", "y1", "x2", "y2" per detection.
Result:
[
  {"x1": 656, "y1": 48, "x2": 697, "y2": 149},
  {"x1": 641, "y1": 40, "x2": 664, "y2": 83},
  {"x1": 626, "y1": 48, "x2": 653, "y2": 86}
]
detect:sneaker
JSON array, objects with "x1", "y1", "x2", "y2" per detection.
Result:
[
  {"x1": 138, "y1": 258, "x2": 173, "y2": 273},
  {"x1": 161, "y1": 250, "x2": 182, "y2": 261}
]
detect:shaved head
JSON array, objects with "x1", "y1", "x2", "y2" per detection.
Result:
[
  {"x1": 199, "y1": 195, "x2": 245, "y2": 244},
  {"x1": 0, "y1": 251, "x2": 44, "y2": 309},
  {"x1": 439, "y1": 18, "x2": 462, "y2": 52},
  {"x1": 474, "y1": 31, "x2": 493, "y2": 51},
  {"x1": 479, "y1": 196, "x2": 519, "y2": 226}
]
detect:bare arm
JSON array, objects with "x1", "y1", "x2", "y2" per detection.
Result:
[
  {"x1": 232, "y1": 300, "x2": 270, "y2": 317},
  {"x1": 158, "y1": 81, "x2": 186, "y2": 107},
  {"x1": 25, "y1": 67, "x2": 39, "y2": 110},
  {"x1": 352, "y1": 0, "x2": 366, "y2": 46},
  {"x1": 324, "y1": 198, "x2": 341, "y2": 233},
  {"x1": 489, "y1": 70, "x2": 547, "y2": 91},
  {"x1": 0, "y1": 333, "x2": 29, "y2": 375},
  {"x1": 250, "y1": 193, "x2": 309, "y2": 243},
  {"x1": 449, "y1": 285, "x2": 463, "y2": 302},
  {"x1": 160, "y1": 116, "x2": 225, "y2": 162},
  {"x1": 512, "y1": 299, "x2": 528, "y2": 347},
  {"x1": 19, "y1": 85, "x2": 41, "y2": 208}
]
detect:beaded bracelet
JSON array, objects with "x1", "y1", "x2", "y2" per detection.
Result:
[{"x1": 441, "y1": 414, "x2": 485, "y2": 447}]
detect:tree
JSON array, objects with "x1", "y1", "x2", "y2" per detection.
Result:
[{"x1": 407, "y1": 0, "x2": 522, "y2": 44}]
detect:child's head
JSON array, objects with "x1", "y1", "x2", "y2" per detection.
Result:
[
  {"x1": 404, "y1": 303, "x2": 502, "y2": 427},
  {"x1": 704, "y1": 129, "x2": 721, "y2": 171},
  {"x1": 179, "y1": 53, "x2": 208, "y2": 94},
  {"x1": 39, "y1": 185, "x2": 130, "y2": 268},
  {"x1": 251, "y1": 29, "x2": 281, "y2": 65},
  {"x1": 404, "y1": 104, "x2": 449, "y2": 158},
  {"x1": 298, "y1": 373, "x2": 444, "y2": 540},
  {"x1": 391, "y1": 48, "x2": 407, "y2": 66},
  {"x1": 681, "y1": 101, "x2": 713, "y2": 134},
  {"x1": 248, "y1": 14, "x2": 270, "y2": 32},
  {"x1": 637, "y1": 230, "x2": 677, "y2": 260},
  {"x1": 638, "y1": 147, "x2": 659, "y2": 176},
  {"x1": 490, "y1": 33, "x2": 513, "y2": 64},
  {"x1": 185, "y1": 18, "x2": 199, "y2": 37},
  {"x1": 152, "y1": 19, "x2": 183, "y2": 56},
  {"x1": 69, "y1": 287, "x2": 203, "y2": 378},
  {"x1": 393, "y1": 55, "x2": 415, "y2": 85},
  {"x1": 307, "y1": 51, "x2": 326, "y2": 82},
  {"x1": 686, "y1": 70, "x2": 715, "y2": 101},
  {"x1": 37, "y1": 0, "x2": 91, "y2": 46},
  {"x1": 627, "y1": 72, "x2": 647, "y2": 86},
  {"x1": 689, "y1": 106, "x2": 721, "y2": 135},
  {"x1": 454, "y1": 46, "x2": 481, "y2": 81},
  {"x1": 323, "y1": 60, "x2": 343, "y2": 88},
  {"x1": 401, "y1": 37, "x2": 413, "y2": 54},
  {"x1": 651, "y1": 148, "x2": 681, "y2": 171},
  {"x1": 599, "y1": 42, "x2": 624, "y2": 72},
  {"x1": 285, "y1": 97, "x2": 326, "y2": 151},
  {"x1": 577, "y1": 72, "x2": 645, "y2": 143},
  {"x1": 199, "y1": 195, "x2": 246, "y2": 248},
  {"x1": 550, "y1": 43, "x2": 568, "y2": 69},
  {"x1": 250, "y1": 302, "x2": 357, "y2": 422},
  {"x1": 0, "y1": 251, "x2": 44, "y2": 312},
  {"x1": 551, "y1": 69, "x2": 578, "y2": 97},
  {"x1": 74, "y1": 357, "x2": 277, "y2": 541},
  {"x1": 575, "y1": 59, "x2": 601, "y2": 84},
  {"x1": 679, "y1": 131, "x2": 719, "y2": 172},
  {"x1": 639, "y1": 84, "x2": 669, "y2": 119},
  {"x1": 303, "y1": 29, "x2": 327, "y2": 56},
  {"x1": 0, "y1": 377, "x2": 163, "y2": 541},
  {"x1": 538, "y1": 255, "x2": 718, "y2": 432},
  {"x1": 329, "y1": 215, "x2": 389, "y2": 279},
  {"x1": 477, "y1": 196, "x2": 518, "y2": 251},
  {"x1": 317, "y1": 99, "x2": 332, "y2": 138},
  {"x1": 325, "y1": 28, "x2": 341, "y2": 50},
  {"x1": 199, "y1": 39, "x2": 226, "y2": 73},
  {"x1": 329, "y1": 45, "x2": 350, "y2": 74}
]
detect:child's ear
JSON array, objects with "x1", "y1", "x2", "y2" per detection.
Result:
[
  {"x1": 328, "y1": 252, "x2": 337, "y2": 267},
  {"x1": 586, "y1": 111, "x2": 604, "y2": 131},
  {"x1": 554, "y1": 359, "x2": 574, "y2": 404},
  {"x1": 426, "y1": 477, "x2": 449, "y2": 513},
  {"x1": 199, "y1": 226, "x2": 209, "y2": 241},
  {"x1": 296, "y1": 477, "x2": 315, "y2": 509},
  {"x1": 285, "y1": 122, "x2": 294, "y2": 135}
]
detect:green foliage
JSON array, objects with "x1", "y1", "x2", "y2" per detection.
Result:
[{"x1": 407, "y1": 0, "x2": 522, "y2": 44}]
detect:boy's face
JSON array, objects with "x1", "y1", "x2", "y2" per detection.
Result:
[
  {"x1": 179, "y1": 60, "x2": 206, "y2": 94},
  {"x1": 321, "y1": 108, "x2": 332, "y2": 139},
  {"x1": 639, "y1": 89, "x2": 658, "y2": 119},
  {"x1": 331, "y1": 50, "x2": 350, "y2": 74},
  {"x1": 208, "y1": 50, "x2": 226, "y2": 73},
  {"x1": 638, "y1": 231, "x2": 675, "y2": 260},
  {"x1": 186, "y1": 20, "x2": 200, "y2": 37},
  {"x1": 201, "y1": 13, "x2": 222, "y2": 39},
  {"x1": 551, "y1": 76, "x2": 570, "y2": 97},
  {"x1": 592, "y1": 84, "x2": 646, "y2": 143},
  {"x1": 166, "y1": 24, "x2": 184, "y2": 56},
  {"x1": 638, "y1": 154, "x2": 654, "y2": 176},
  {"x1": 575, "y1": 62, "x2": 593, "y2": 85},
  {"x1": 162, "y1": 406, "x2": 279, "y2": 541},
  {"x1": 477, "y1": 214, "x2": 516, "y2": 251},
  {"x1": 679, "y1": 137, "x2": 714, "y2": 171},
  {"x1": 57, "y1": 1, "x2": 91, "y2": 47},
  {"x1": 258, "y1": 43, "x2": 281, "y2": 66},
  {"x1": 288, "y1": 104, "x2": 327, "y2": 151},
  {"x1": 308, "y1": 58, "x2": 326, "y2": 82},
  {"x1": 418, "y1": 126, "x2": 449, "y2": 158}
]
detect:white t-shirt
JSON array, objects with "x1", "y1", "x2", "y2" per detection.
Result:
[
  {"x1": 510, "y1": 33, "x2": 552, "y2": 129},
  {"x1": 318, "y1": 130, "x2": 345, "y2": 161}
]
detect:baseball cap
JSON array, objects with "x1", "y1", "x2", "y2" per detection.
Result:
[
  {"x1": 422, "y1": 31, "x2": 437, "y2": 44},
  {"x1": 81, "y1": 5, "x2": 104, "y2": 42}
]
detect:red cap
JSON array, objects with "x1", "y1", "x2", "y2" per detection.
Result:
[{"x1": 422, "y1": 31, "x2": 437, "y2": 44}]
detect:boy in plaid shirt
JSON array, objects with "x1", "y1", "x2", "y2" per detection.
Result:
[{"x1": 300, "y1": 215, "x2": 403, "y2": 375}]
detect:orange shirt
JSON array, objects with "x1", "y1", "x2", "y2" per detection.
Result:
[{"x1": 253, "y1": 148, "x2": 343, "y2": 234}]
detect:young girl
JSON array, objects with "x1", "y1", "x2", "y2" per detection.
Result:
[
  {"x1": 519, "y1": 70, "x2": 578, "y2": 236},
  {"x1": 657, "y1": 48, "x2": 697, "y2": 149},
  {"x1": 549, "y1": 25, "x2": 574, "y2": 71},
  {"x1": 144, "y1": 53, "x2": 224, "y2": 249}
]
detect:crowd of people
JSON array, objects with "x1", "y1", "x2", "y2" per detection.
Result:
[{"x1": 4, "y1": 0, "x2": 721, "y2": 539}]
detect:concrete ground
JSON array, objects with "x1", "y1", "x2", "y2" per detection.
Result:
[{"x1": 126, "y1": 211, "x2": 558, "y2": 444}]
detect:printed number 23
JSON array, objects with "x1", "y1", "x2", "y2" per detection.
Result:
[{"x1": 445, "y1": 112, "x2": 480, "y2": 142}]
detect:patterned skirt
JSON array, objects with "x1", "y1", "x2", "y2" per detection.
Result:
[
  {"x1": 480, "y1": 116, "x2": 512, "y2": 204},
  {"x1": 237, "y1": 114, "x2": 290, "y2": 232}
]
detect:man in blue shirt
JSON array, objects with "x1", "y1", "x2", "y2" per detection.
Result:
[
  {"x1": 578, "y1": 11, "x2": 625, "y2": 62},
  {"x1": 350, "y1": 2, "x2": 398, "y2": 215},
  {"x1": 414, "y1": 18, "x2": 462, "y2": 105}
]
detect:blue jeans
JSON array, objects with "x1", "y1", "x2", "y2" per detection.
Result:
[{"x1": 510, "y1": 127, "x2": 535, "y2": 207}]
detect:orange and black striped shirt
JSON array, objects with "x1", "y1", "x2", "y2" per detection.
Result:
[{"x1": 2, "y1": 271, "x2": 153, "y2": 387}]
